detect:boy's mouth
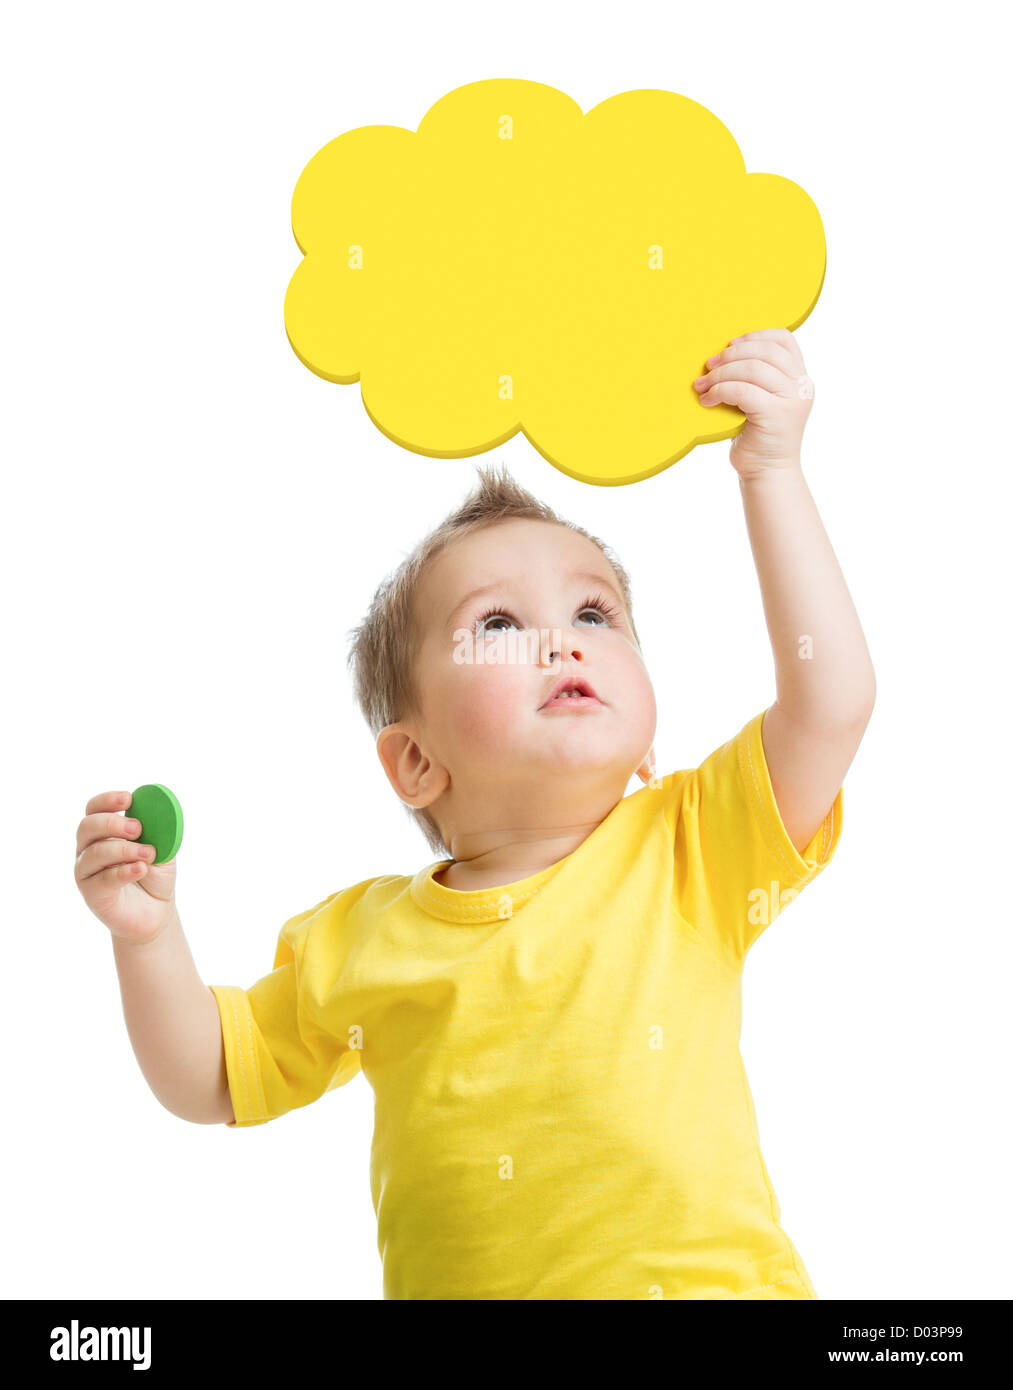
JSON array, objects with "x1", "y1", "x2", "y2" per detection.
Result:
[{"x1": 539, "y1": 676, "x2": 603, "y2": 710}]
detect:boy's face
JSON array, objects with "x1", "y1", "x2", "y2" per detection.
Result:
[{"x1": 380, "y1": 517, "x2": 657, "y2": 844}]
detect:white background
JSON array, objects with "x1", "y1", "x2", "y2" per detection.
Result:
[{"x1": 3, "y1": 1, "x2": 1010, "y2": 1301}]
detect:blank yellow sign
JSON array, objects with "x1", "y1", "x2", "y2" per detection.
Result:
[{"x1": 284, "y1": 79, "x2": 825, "y2": 487}]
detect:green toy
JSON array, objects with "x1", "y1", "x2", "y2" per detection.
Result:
[{"x1": 129, "y1": 784, "x2": 183, "y2": 865}]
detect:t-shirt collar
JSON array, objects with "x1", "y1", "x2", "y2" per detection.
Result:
[{"x1": 409, "y1": 856, "x2": 563, "y2": 924}]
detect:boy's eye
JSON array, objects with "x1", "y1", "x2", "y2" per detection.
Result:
[
  {"x1": 477, "y1": 613, "x2": 517, "y2": 634},
  {"x1": 473, "y1": 593, "x2": 621, "y2": 634}
]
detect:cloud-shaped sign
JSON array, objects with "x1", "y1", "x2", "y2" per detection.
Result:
[{"x1": 284, "y1": 79, "x2": 825, "y2": 487}]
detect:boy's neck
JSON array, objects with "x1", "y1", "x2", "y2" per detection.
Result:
[{"x1": 434, "y1": 820, "x2": 608, "y2": 893}]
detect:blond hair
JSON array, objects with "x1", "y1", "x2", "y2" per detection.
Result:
[{"x1": 346, "y1": 463, "x2": 641, "y2": 858}]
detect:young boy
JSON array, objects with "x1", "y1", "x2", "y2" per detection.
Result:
[{"x1": 76, "y1": 328, "x2": 875, "y2": 1299}]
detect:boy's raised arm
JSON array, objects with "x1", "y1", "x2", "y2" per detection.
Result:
[{"x1": 693, "y1": 328, "x2": 876, "y2": 852}]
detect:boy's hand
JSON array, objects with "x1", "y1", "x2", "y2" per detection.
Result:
[
  {"x1": 75, "y1": 790, "x2": 179, "y2": 945},
  {"x1": 693, "y1": 328, "x2": 814, "y2": 480}
]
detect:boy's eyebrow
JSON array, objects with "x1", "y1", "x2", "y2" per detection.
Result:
[{"x1": 446, "y1": 570, "x2": 625, "y2": 630}]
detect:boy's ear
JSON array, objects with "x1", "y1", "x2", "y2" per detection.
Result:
[
  {"x1": 376, "y1": 723, "x2": 449, "y2": 809},
  {"x1": 635, "y1": 745, "x2": 658, "y2": 786}
]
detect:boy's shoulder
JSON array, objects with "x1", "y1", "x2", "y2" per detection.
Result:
[
  {"x1": 288, "y1": 871, "x2": 429, "y2": 928},
  {"x1": 273, "y1": 874, "x2": 418, "y2": 966}
]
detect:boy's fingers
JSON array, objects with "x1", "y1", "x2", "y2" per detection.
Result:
[
  {"x1": 742, "y1": 328, "x2": 804, "y2": 369},
  {"x1": 76, "y1": 805, "x2": 141, "y2": 856},
  {"x1": 76, "y1": 835, "x2": 154, "y2": 883},
  {"x1": 700, "y1": 380, "x2": 770, "y2": 415},
  {"x1": 84, "y1": 791, "x2": 132, "y2": 816},
  {"x1": 733, "y1": 328, "x2": 800, "y2": 355},
  {"x1": 713, "y1": 339, "x2": 798, "y2": 378},
  {"x1": 700, "y1": 360, "x2": 793, "y2": 398}
]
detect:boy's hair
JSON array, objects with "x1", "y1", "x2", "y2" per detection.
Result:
[{"x1": 346, "y1": 462, "x2": 642, "y2": 859}]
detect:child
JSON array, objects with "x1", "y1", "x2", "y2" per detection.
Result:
[{"x1": 75, "y1": 329, "x2": 875, "y2": 1299}]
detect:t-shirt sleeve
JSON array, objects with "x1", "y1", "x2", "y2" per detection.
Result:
[
  {"x1": 209, "y1": 891, "x2": 363, "y2": 1128},
  {"x1": 662, "y1": 706, "x2": 843, "y2": 966}
]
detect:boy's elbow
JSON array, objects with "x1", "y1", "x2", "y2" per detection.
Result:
[
  {"x1": 864, "y1": 668, "x2": 877, "y2": 712},
  {"x1": 184, "y1": 1096, "x2": 236, "y2": 1126},
  {"x1": 154, "y1": 1080, "x2": 236, "y2": 1126}
]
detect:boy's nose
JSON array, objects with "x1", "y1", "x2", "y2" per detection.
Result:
[{"x1": 539, "y1": 637, "x2": 583, "y2": 665}]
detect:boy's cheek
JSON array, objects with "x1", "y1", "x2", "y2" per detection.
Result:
[
  {"x1": 613, "y1": 659, "x2": 657, "y2": 722},
  {"x1": 448, "y1": 669, "x2": 531, "y2": 748},
  {"x1": 634, "y1": 673, "x2": 658, "y2": 729}
]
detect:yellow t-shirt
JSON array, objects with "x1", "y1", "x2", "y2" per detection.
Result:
[{"x1": 210, "y1": 707, "x2": 842, "y2": 1300}]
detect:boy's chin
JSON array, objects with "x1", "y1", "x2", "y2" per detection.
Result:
[{"x1": 525, "y1": 742, "x2": 635, "y2": 778}]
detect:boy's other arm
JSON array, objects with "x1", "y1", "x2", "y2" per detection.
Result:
[
  {"x1": 111, "y1": 909, "x2": 235, "y2": 1125},
  {"x1": 739, "y1": 466, "x2": 876, "y2": 855}
]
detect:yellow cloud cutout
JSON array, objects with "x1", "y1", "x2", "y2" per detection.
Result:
[{"x1": 284, "y1": 79, "x2": 825, "y2": 487}]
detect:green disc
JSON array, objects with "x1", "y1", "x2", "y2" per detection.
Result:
[{"x1": 128, "y1": 784, "x2": 183, "y2": 865}]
